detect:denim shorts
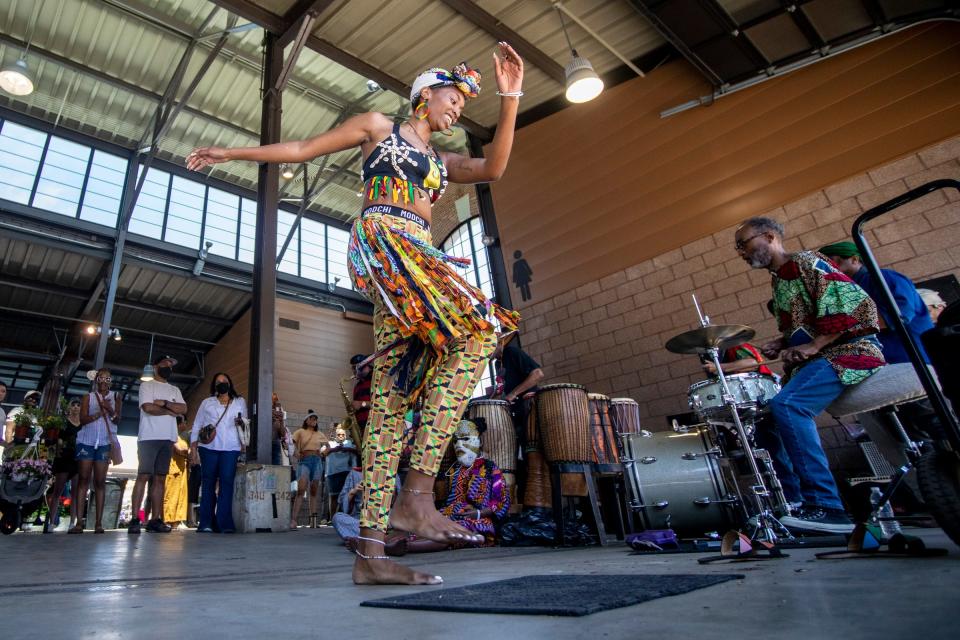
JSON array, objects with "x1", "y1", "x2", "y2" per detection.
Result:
[
  {"x1": 297, "y1": 455, "x2": 323, "y2": 482},
  {"x1": 76, "y1": 443, "x2": 111, "y2": 463}
]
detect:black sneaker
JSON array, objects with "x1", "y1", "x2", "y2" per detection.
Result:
[
  {"x1": 145, "y1": 519, "x2": 172, "y2": 533},
  {"x1": 128, "y1": 518, "x2": 141, "y2": 535},
  {"x1": 781, "y1": 506, "x2": 854, "y2": 534}
]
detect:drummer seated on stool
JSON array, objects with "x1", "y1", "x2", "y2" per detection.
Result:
[
  {"x1": 820, "y1": 241, "x2": 944, "y2": 440},
  {"x1": 735, "y1": 216, "x2": 886, "y2": 535},
  {"x1": 702, "y1": 342, "x2": 774, "y2": 376}
]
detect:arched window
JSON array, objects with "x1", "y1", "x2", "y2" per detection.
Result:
[{"x1": 441, "y1": 216, "x2": 496, "y2": 398}]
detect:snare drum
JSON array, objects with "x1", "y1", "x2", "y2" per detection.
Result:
[
  {"x1": 536, "y1": 383, "x2": 592, "y2": 463},
  {"x1": 621, "y1": 430, "x2": 736, "y2": 537},
  {"x1": 609, "y1": 398, "x2": 641, "y2": 435},
  {"x1": 688, "y1": 373, "x2": 780, "y2": 419},
  {"x1": 467, "y1": 399, "x2": 517, "y2": 473},
  {"x1": 587, "y1": 393, "x2": 619, "y2": 464}
]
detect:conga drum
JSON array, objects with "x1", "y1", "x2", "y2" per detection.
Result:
[
  {"x1": 609, "y1": 398, "x2": 641, "y2": 435},
  {"x1": 587, "y1": 393, "x2": 619, "y2": 464},
  {"x1": 502, "y1": 471, "x2": 521, "y2": 514},
  {"x1": 522, "y1": 391, "x2": 538, "y2": 453},
  {"x1": 536, "y1": 384, "x2": 592, "y2": 463},
  {"x1": 467, "y1": 399, "x2": 517, "y2": 473}
]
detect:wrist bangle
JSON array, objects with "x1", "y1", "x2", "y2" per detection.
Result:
[{"x1": 496, "y1": 90, "x2": 523, "y2": 97}]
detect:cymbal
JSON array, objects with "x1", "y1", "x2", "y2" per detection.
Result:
[{"x1": 664, "y1": 324, "x2": 756, "y2": 354}]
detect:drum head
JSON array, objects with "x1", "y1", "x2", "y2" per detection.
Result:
[
  {"x1": 468, "y1": 398, "x2": 509, "y2": 407},
  {"x1": 539, "y1": 383, "x2": 586, "y2": 392}
]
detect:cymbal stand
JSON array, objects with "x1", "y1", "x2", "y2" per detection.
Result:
[{"x1": 692, "y1": 295, "x2": 791, "y2": 552}]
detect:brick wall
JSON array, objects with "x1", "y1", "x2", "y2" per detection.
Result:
[
  {"x1": 518, "y1": 136, "x2": 960, "y2": 443},
  {"x1": 429, "y1": 181, "x2": 479, "y2": 247}
]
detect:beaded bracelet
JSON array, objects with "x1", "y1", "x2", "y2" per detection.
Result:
[{"x1": 496, "y1": 90, "x2": 524, "y2": 97}]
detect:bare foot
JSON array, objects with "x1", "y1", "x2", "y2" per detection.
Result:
[
  {"x1": 352, "y1": 556, "x2": 442, "y2": 585},
  {"x1": 390, "y1": 492, "x2": 483, "y2": 545}
]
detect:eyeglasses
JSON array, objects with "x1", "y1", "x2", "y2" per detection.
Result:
[
  {"x1": 97, "y1": 377, "x2": 112, "y2": 382},
  {"x1": 735, "y1": 232, "x2": 765, "y2": 251}
]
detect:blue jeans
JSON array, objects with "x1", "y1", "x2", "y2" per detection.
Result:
[
  {"x1": 199, "y1": 448, "x2": 240, "y2": 532},
  {"x1": 765, "y1": 358, "x2": 847, "y2": 511}
]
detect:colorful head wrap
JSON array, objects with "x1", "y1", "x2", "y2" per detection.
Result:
[
  {"x1": 819, "y1": 241, "x2": 860, "y2": 259},
  {"x1": 409, "y1": 62, "x2": 481, "y2": 105}
]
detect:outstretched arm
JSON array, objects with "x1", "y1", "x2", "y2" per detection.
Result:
[
  {"x1": 186, "y1": 112, "x2": 388, "y2": 170},
  {"x1": 441, "y1": 42, "x2": 523, "y2": 184}
]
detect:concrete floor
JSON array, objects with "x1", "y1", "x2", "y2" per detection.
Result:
[{"x1": 0, "y1": 526, "x2": 957, "y2": 640}]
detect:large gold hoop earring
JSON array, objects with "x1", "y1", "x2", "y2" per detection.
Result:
[{"x1": 415, "y1": 100, "x2": 429, "y2": 120}]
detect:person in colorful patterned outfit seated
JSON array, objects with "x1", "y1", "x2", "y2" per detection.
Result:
[
  {"x1": 734, "y1": 217, "x2": 885, "y2": 534},
  {"x1": 438, "y1": 419, "x2": 510, "y2": 546},
  {"x1": 188, "y1": 44, "x2": 524, "y2": 585}
]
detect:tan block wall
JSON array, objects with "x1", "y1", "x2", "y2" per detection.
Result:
[
  {"x1": 187, "y1": 299, "x2": 374, "y2": 432},
  {"x1": 429, "y1": 180, "x2": 479, "y2": 247},
  {"x1": 518, "y1": 136, "x2": 960, "y2": 437}
]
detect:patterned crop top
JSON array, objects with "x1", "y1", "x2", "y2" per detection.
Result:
[{"x1": 361, "y1": 123, "x2": 448, "y2": 204}]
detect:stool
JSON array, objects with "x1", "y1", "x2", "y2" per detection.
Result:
[
  {"x1": 592, "y1": 462, "x2": 630, "y2": 540},
  {"x1": 549, "y1": 462, "x2": 606, "y2": 546}
]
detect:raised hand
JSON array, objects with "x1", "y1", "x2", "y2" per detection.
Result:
[
  {"x1": 186, "y1": 146, "x2": 230, "y2": 171},
  {"x1": 492, "y1": 42, "x2": 523, "y2": 94}
]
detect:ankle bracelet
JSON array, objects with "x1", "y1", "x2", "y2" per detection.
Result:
[
  {"x1": 354, "y1": 549, "x2": 391, "y2": 560},
  {"x1": 402, "y1": 488, "x2": 434, "y2": 496},
  {"x1": 356, "y1": 535, "x2": 385, "y2": 545}
]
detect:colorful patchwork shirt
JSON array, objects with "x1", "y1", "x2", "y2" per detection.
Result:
[
  {"x1": 771, "y1": 251, "x2": 885, "y2": 385},
  {"x1": 440, "y1": 457, "x2": 510, "y2": 545}
]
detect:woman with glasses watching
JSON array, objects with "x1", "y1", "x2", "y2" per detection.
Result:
[{"x1": 73, "y1": 369, "x2": 121, "y2": 533}]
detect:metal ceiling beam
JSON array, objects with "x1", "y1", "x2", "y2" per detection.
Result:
[
  {"x1": 275, "y1": 12, "x2": 316, "y2": 93},
  {"x1": 278, "y1": 0, "x2": 336, "y2": 48},
  {"x1": 437, "y1": 0, "x2": 566, "y2": 85},
  {"x1": 0, "y1": 32, "x2": 261, "y2": 142},
  {"x1": 207, "y1": 0, "x2": 493, "y2": 141},
  {"x1": 627, "y1": 0, "x2": 725, "y2": 86}
]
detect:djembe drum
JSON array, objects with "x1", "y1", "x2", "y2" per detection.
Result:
[
  {"x1": 536, "y1": 383, "x2": 591, "y2": 497},
  {"x1": 609, "y1": 398, "x2": 641, "y2": 435},
  {"x1": 521, "y1": 392, "x2": 552, "y2": 509},
  {"x1": 587, "y1": 393, "x2": 619, "y2": 464},
  {"x1": 468, "y1": 398, "x2": 519, "y2": 514}
]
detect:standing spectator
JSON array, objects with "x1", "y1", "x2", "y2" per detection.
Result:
[
  {"x1": 291, "y1": 411, "x2": 324, "y2": 529},
  {"x1": 0, "y1": 381, "x2": 7, "y2": 444},
  {"x1": 73, "y1": 370, "x2": 121, "y2": 534},
  {"x1": 164, "y1": 417, "x2": 191, "y2": 529},
  {"x1": 323, "y1": 425, "x2": 358, "y2": 520},
  {"x1": 5, "y1": 389, "x2": 41, "y2": 445},
  {"x1": 129, "y1": 356, "x2": 186, "y2": 534},
  {"x1": 350, "y1": 354, "x2": 372, "y2": 437},
  {"x1": 271, "y1": 393, "x2": 293, "y2": 466},
  {"x1": 917, "y1": 288, "x2": 948, "y2": 325},
  {"x1": 44, "y1": 396, "x2": 82, "y2": 533},
  {"x1": 189, "y1": 373, "x2": 247, "y2": 534}
]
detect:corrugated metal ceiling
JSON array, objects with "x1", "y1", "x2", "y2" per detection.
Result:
[{"x1": 0, "y1": 0, "x2": 665, "y2": 223}]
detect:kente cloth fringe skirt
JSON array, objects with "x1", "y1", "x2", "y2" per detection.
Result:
[{"x1": 348, "y1": 205, "x2": 518, "y2": 532}]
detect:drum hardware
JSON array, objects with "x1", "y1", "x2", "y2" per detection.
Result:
[
  {"x1": 693, "y1": 495, "x2": 738, "y2": 506},
  {"x1": 662, "y1": 294, "x2": 792, "y2": 554},
  {"x1": 682, "y1": 447, "x2": 721, "y2": 460},
  {"x1": 629, "y1": 499, "x2": 669, "y2": 510}
]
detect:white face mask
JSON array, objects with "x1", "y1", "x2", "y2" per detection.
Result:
[{"x1": 456, "y1": 448, "x2": 477, "y2": 468}]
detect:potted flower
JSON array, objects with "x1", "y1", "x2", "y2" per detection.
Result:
[
  {"x1": 1, "y1": 458, "x2": 51, "y2": 489},
  {"x1": 40, "y1": 413, "x2": 65, "y2": 446},
  {"x1": 12, "y1": 407, "x2": 39, "y2": 443}
]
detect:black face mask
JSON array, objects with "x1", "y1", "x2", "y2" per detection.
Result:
[
  {"x1": 156, "y1": 366, "x2": 172, "y2": 379},
  {"x1": 215, "y1": 382, "x2": 230, "y2": 395}
]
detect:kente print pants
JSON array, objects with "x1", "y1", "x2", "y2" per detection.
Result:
[{"x1": 359, "y1": 302, "x2": 496, "y2": 532}]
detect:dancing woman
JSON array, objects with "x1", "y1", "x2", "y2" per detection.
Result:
[{"x1": 188, "y1": 43, "x2": 523, "y2": 585}]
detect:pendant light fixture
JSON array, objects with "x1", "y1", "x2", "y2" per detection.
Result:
[
  {"x1": 0, "y1": 57, "x2": 34, "y2": 97},
  {"x1": 140, "y1": 334, "x2": 156, "y2": 382},
  {"x1": 556, "y1": 5, "x2": 603, "y2": 103}
]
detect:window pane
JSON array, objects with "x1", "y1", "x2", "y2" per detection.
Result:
[
  {"x1": 33, "y1": 136, "x2": 90, "y2": 217},
  {"x1": 277, "y1": 210, "x2": 299, "y2": 276},
  {"x1": 238, "y1": 198, "x2": 257, "y2": 263},
  {"x1": 327, "y1": 226, "x2": 353, "y2": 290},
  {"x1": 0, "y1": 121, "x2": 46, "y2": 204},
  {"x1": 203, "y1": 187, "x2": 239, "y2": 259},
  {"x1": 80, "y1": 150, "x2": 126, "y2": 228},
  {"x1": 165, "y1": 176, "x2": 204, "y2": 249},
  {"x1": 300, "y1": 218, "x2": 326, "y2": 284},
  {"x1": 129, "y1": 167, "x2": 169, "y2": 239}
]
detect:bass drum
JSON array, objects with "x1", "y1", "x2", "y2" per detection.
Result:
[{"x1": 621, "y1": 430, "x2": 736, "y2": 537}]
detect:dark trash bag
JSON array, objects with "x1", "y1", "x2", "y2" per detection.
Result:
[{"x1": 499, "y1": 507, "x2": 594, "y2": 547}]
